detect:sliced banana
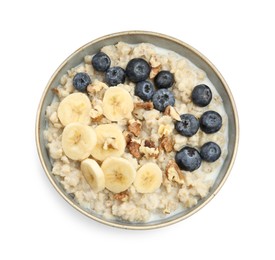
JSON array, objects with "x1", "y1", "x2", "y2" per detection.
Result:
[
  {"x1": 91, "y1": 124, "x2": 126, "y2": 161},
  {"x1": 101, "y1": 156, "x2": 136, "y2": 193},
  {"x1": 134, "y1": 162, "x2": 163, "y2": 193},
  {"x1": 61, "y1": 122, "x2": 97, "y2": 160},
  {"x1": 102, "y1": 86, "x2": 134, "y2": 121},
  {"x1": 81, "y1": 159, "x2": 105, "y2": 192},
  {"x1": 57, "y1": 93, "x2": 91, "y2": 126}
]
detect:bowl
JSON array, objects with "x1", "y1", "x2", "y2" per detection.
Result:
[{"x1": 36, "y1": 31, "x2": 239, "y2": 229}]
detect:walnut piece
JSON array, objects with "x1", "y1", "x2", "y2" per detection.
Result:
[
  {"x1": 90, "y1": 115, "x2": 103, "y2": 122},
  {"x1": 158, "y1": 124, "x2": 173, "y2": 137},
  {"x1": 52, "y1": 88, "x2": 60, "y2": 96},
  {"x1": 123, "y1": 131, "x2": 133, "y2": 144},
  {"x1": 165, "y1": 160, "x2": 185, "y2": 184},
  {"x1": 144, "y1": 140, "x2": 156, "y2": 148},
  {"x1": 134, "y1": 101, "x2": 154, "y2": 110},
  {"x1": 149, "y1": 55, "x2": 161, "y2": 68},
  {"x1": 164, "y1": 105, "x2": 181, "y2": 121},
  {"x1": 87, "y1": 80, "x2": 108, "y2": 94},
  {"x1": 149, "y1": 66, "x2": 161, "y2": 79},
  {"x1": 128, "y1": 141, "x2": 141, "y2": 159},
  {"x1": 159, "y1": 136, "x2": 174, "y2": 153},
  {"x1": 128, "y1": 119, "x2": 142, "y2": 137},
  {"x1": 113, "y1": 191, "x2": 129, "y2": 202},
  {"x1": 103, "y1": 137, "x2": 119, "y2": 150},
  {"x1": 139, "y1": 140, "x2": 159, "y2": 158},
  {"x1": 87, "y1": 85, "x2": 95, "y2": 94},
  {"x1": 90, "y1": 99, "x2": 103, "y2": 120}
]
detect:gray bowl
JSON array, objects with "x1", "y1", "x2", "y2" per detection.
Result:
[{"x1": 36, "y1": 31, "x2": 239, "y2": 229}]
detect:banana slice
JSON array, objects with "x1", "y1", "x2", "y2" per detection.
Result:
[
  {"x1": 61, "y1": 122, "x2": 97, "y2": 160},
  {"x1": 57, "y1": 93, "x2": 91, "y2": 126},
  {"x1": 101, "y1": 156, "x2": 136, "y2": 193},
  {"x1": 102, "y1": 87, "x2": 134, "y2": 121},
  {"x1": 80, "y1": 159, "x2": 105, "y2": 192},
  {"x1": 91, "y1": 124, "x2": 126, "y2": 161},
  {"x1": 134, "y1": 162, "x2": 163, "y2": 193}
]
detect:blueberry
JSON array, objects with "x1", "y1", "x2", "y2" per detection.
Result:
[
  {"x1": 134, "y1": 80, "x2": 155, "y2": 101},
  {"x1": 200, "y1": 111, "x2": 222, "y2": 134},
  {"x1": 154, "y1": 71, "x2": 174, "y2": 89},
  {"x1": 92, "y1": 52, "x2": 111, "y2": 72},
  {"x1": 175, "y1": 147, "x2": 202, "y2": 172},
  {"x1": 192, "y1": 84, "x2": 212, "y2": 107},
  {"x1": 126, "y1": 58, "x2": 151, "y2": 83},
  {"x1": 200, "y1": 142, "x2": 221, "y2": 162},
  {"x1": 152, "y1": 89, "x2": 175, "y2": 112},
  {"x1": 175, "y1": 114, "x2": 199, "y2": 137},
  {"x1": 105, "y1": 66, "x2": 126, "y2": 86},
  {"x1": 72, "y1": 72, "x2": 91, "y2": 92}
]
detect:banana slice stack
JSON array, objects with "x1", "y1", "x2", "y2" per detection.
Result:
[{"x1": 56, "y1": 88, "x2": 163, "y2": 194}]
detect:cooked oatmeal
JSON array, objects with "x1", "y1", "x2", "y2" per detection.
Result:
[{"x1": 44, "y1": 42, "x2": 228, "y2": 222}]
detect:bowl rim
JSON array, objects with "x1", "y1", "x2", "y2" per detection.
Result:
[{"x1": 35, "y1": 30, "x2": 239, "y2": 230}]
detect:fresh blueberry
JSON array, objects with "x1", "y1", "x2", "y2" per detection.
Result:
[
  {"x1": 154, "y1": 71, "x2": 174, "y2": 89},
  {"x1": 92, "y1": 52, "x2": 111, "y2": 72},
  {"x1": 72, "y1": 72, "x2": 91, "y2": 92},
  {"x1": 192, "y1": 84, "x2": 212, "y2": 107},
  {"x1": 200, "y1": 142, "x2": 221, "y2": 162},
  {"x1": 175, "y1": 146, "x2": 202, "y2": 172},
  {"x1": 126, "y1": 58, "x2": 151, "y2": 83},
  {"x1": 105, "y1": 66, "x2": 126, "y2": 86},
  {"x1": 200, "y1": 111, "x2": 222, "y2": 134},
  {"x1": 175, "y1": 114, "x2": 199, "y2": 137},
  {"x1": 135, "y1": 80, "x2": 155, "y2": 101},
  {"x1": 152, "y1": 89, "x2": 175, "y2": 112}
]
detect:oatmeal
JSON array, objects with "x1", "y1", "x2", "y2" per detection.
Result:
[{"x1": 44, "y1": 42, "x2": 228, "y2": 222}]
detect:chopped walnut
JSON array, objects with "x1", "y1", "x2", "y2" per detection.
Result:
[
  {"x1": 87, "y1": 80, "x2": 108, "y2": 94},
  {"x1": 90, "y1": 98, "x2": 103, "y2": 121},
  {"x1": 165, "y1": 160, "x2": 185, "y2": 184},
  {"x1": 90, "y1": 107, "x2": 103, "y2": 119},
  {"x1": 113, "y1": 191, "x2": 129, "y2": 202},
  {"x1": 127, "y1": 141, "x2": 141, "y2": 159},
  {"x1": 158, "y1": 124, "x2": 173, "y2": 137},
  {"x1": 149, "y1": 66, "x2": 161, "y2": 79},
  {"x1": 139, "y1": 140, "x2": 159, "y2": 158},
  {"x1": 91, "y1": 115, "x2": 104, "y2": 122},
  {"x1": 134, "y1": 101, "x2": 154, "y2": 110},
  {"x1": 103, "y1": 137, "x2": 119, "y2": 150},
  {"x1": 149, "y1": 55, "x2": 161, "y2": 68},
  {"x1": 87, "y1": 80, "x2": 108, "y2": 100},
  {"x1": 52, "y1": 87, "x2": 60, "y2": 96},
  {"x1": 164, "y1": 105, "x2": 181, "y2": 121},
  {"x1": 163, "y1": 106, "x2": 170, "y2": 115},
  {"x1": 87, "y1": 85, "x2": 95, "y2": 94},
  {"x1": 127, "y1": 119, "x2": 142, "y2": 137},
  {"x1": 123, "y1": 131, "x2": 133, "y2": 144},
  {"x1": 159, "y1": 136, "x2": 174, "y2": 153},
  {"x1": 144, "y1": 140, "x2": 156, "y2": 148}
]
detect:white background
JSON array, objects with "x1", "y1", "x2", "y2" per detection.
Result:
[{"x1": 1, "y1": 0, "x2": 274, "y2": 259}]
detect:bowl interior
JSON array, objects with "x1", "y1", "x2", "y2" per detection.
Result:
[{"x1": 36, "y1": 31, "x2": 238, "y2": 229}]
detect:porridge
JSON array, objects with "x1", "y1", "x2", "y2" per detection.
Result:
[{"x1": 44, "y1": 42, "x2": 228, "y2": 222}]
